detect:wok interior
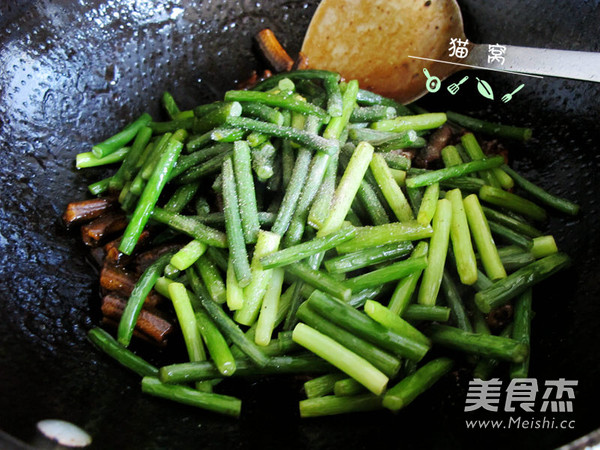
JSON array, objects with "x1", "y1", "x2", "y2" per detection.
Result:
[{"x1": 0, "y1": 0, "x2": 599, "y2": 448}]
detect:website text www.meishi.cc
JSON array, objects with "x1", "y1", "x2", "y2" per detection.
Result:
[{"x1": 465, "y1": 416, "x2": 576, "y2": 430}]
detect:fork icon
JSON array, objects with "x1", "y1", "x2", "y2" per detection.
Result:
[{"x1": 501, "y1": 84, "x2": 525, "y2": 103}]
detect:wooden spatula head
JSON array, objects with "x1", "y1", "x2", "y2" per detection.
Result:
[{"x1": 301, "y1": 0, "x2": 466, "y2": 103}]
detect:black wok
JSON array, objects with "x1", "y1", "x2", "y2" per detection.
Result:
[{"x1": 1, "y1": 0, "x2": 599, "y2": 448}]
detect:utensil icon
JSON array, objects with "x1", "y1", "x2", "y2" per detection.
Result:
[
  {"x1": 423, "y1": 68, "x2": 441, "y2": 93},
  {"x1": 447, "y1": 75, "x2": 469, "y2": 95},
  {"x1": 476, "y1": 77, "x2": 494, "y2": 100},
  {"x1": 501, "y1": 83, "x2": 525, "y2": 103}
]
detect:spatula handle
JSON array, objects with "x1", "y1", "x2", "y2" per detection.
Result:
[{"x1": 467, "y1": 44, "x2": 600, "y2": 82}]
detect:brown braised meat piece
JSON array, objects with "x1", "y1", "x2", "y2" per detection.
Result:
[
  {"x1": 62, "y1": 198, "x2": 114, "y2": 227},
  {"x1": 101, "y1": 294, "x2": 173, "y2": 346},
  {"x1": 413, "y1": 125, "x2": 454, "y2": 168},
  {"x1": 255, "y1": 28, "x2": 294, "y2": 72},
  {"x1": 486, "y1": 304, "x2": 514, "y2": 332},
  {"x1": 100, "y1": 264, "x2": 163, "y2": 307},
  {"x1": 237, "y1": 69, "x2": 274, "y2": 90},
  {"x1": 133, "y1": 244, "x2": 182, "y2": 275},
  {"x1": 104, "y1": 230, "x2": 153, "y2": 267},
  {"x1": 481, "y1": 139, "x2": 509, "y2": 162},
  {"x1": 81, "y1": 211, "x2": 128, "y2": 246}
]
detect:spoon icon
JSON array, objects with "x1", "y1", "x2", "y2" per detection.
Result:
[{"x1": 423, "y1": 68, "x2": 441, "y2": 93}]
